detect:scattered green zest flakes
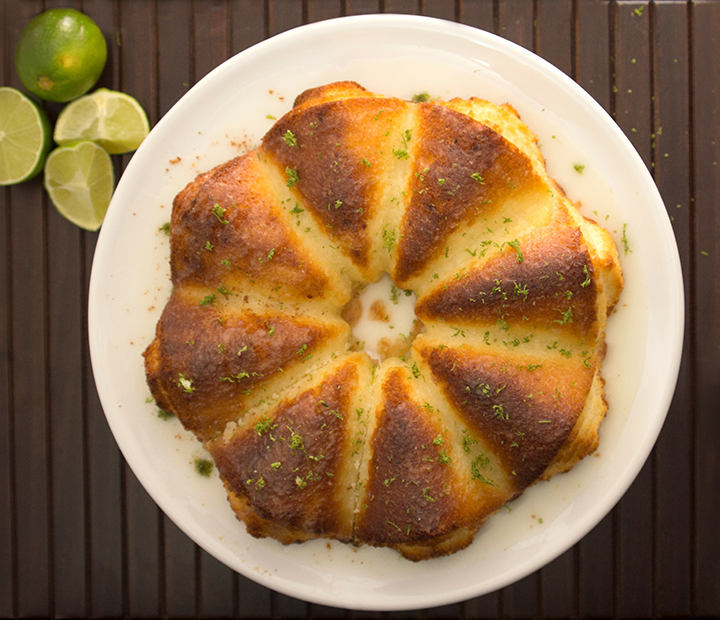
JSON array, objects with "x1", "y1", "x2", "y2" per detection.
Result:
[
  {"x1": 574, "y1": 163, "x2": 585, "y2": 174},
  {"x1": 254, "y1": 416, "x2": 272, "y2": 435},
  {"x1": 157, "y1": 408, "x2": 174, "y2": 420},
  {"x1": 462, "y1": 430, "x2": 478, "y2": 452},
  {"x1": 178, "y1": 373, "x2": 195, "y2": 393},
  {"x1": 271, "y1": 461, "x2": 282, "y2": 470},
  {"x1": 282, "y1": 129, "x2": 297, "y2": 147},
  {"x1": 422, "y1": 487, "x2": 436, "y2": 501},
  {"x1": 471, "y1": 453, "x2": 495, "y2": 485},
  {"x1": 392, "y1": 146, "x2": 409, "y2": 160},
  {"x1": 285, "y1": 166, "x2": 300, "y2": 187},
  {"x1": 289, "y1": 429, "x2": 305, "y2": 451},
  {"x1": 204, "y1": 240, "x2": 214, "y2": 251},
  {"x1": 554, "y1": 306, "x2": 573, "y2": 325},
  {"x1": 211, "y1": 203, "x2": 228, "y2": 224},
  {"x1": 392, "y1": 128, "x2": 412, "y2": 159},
  {"x1": 194, "y1": 458, "x2": 213, "y2": 477},
  {"x1": 502, "y1": 239, "x2": 524, "y2": 263},
  {"x1": 412, "y1": 92, "x2": 431, "y2": 102},
  {"x1": 382, "y1": 225, "x2": 396, "y2": 254},
  {"x1": 581, "y1": 264, "x2": 591, "y2": 287},
  {"x1": 159, "y1": 222, "x2": 171, "y2": 235},
  {"x1": 622, "y1": 223, "x2": 631, "y2": 254},
  {"x1": 471, "y1": 172, "x2": 484, "y2": 184},
  {"x1": 199, "y1": 293, "x2": 216, "y2": 306}
]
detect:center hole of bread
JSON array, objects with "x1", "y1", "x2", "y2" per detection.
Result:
[{"x1": 342, "y1": 274, "x2": 422, "y2": 363}]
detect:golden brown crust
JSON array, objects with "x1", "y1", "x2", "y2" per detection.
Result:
[
  {"x1": 170, "y1": 153, "x2": 337, "y2": 303},
  {"x1": 415, "y1": 218, "x2": 601, "y2": 338},
  {"x1": 394, "y1": 103, "x2": 544, "y2": 286},
  {"x1": 209, "y1": 355, "x2": 368, "y2": 542},
  {"x1": 262, "y1": 95, "x2": 409, "y2": 275},
  {"x1": 143, "y1": 81, "x2": 624, "y2": 561},
  {"x1": 143, "y1": 289, "x2": 348, "y2": 442},
  {"x1": 417, "y1": 340, "x2": 592, "y2": 492}
]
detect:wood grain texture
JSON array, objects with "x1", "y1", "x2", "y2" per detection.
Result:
[{"x1": 0, "y1": 0, "x2": 717, "y2": 617}]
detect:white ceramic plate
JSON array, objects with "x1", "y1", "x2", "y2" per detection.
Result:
[{"x1": 88, "y1": 14, "x2": 683, "y2": 612}]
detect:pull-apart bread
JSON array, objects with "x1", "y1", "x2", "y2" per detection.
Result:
[{"x1": 144, "y1": 81, "x2": 624, "y2": 561}]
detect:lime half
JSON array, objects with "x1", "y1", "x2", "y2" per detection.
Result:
[
  {"x1": 54, "y1": 88, "x2": 150, "y2": 154},
  {"x1": 44, "y1": 141, "x2": 114, "y2": 231},
  {"x1": 0, "y1": 87, "x2": 52, "y2": 185}
]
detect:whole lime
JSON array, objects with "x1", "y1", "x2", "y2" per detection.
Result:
[{"x1": 14, "y1": 8, "x2": 108, "y2": 103}]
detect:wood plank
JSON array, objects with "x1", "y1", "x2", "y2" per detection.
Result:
[
  {"x1": 198, "y1": 549, "x2": 236, "y2": 618},
  {"x1": 163, "y1": 517, "x2": 197, "y2": 618},
  {"x1": 0, "y1": 200, "x2": 13, "y2": 618},
  {"x1": 5, "y1": 3, "x2": 52, "y2": 616},
  {"x1": 269, "y1": 0, "x2": 303, "y2": 35},
  {"x1": 231, "y1": 0, "x2": 267, "y2": 55},
  {"x1": 384, "y1": 0, "x2": 420, "y2": 15},
  {"x1": 345, "y1": 0, "x2": 381, "y2": 15},
  {"x1": 307, "y1": 0, "x2": 343, "y2": 22},
  {"x1": 459, "y1": 0, "x2": 495, "y2": 33},
  {"x1": 691, "y1": 1, "x2": 720, "y2": 615},
  {"x1": 81, "y1": 1, "x2": 126, "y2": 613},
  {"x1": 10, "y1": 161, "x2": 51, "y2": 619},
  {"x1": 84, "y1": 373, "x2": 125, "y2": 619},
  {"x1": 237, "y1": 574, "x2": 273, "y2": 619},
  {"x1": 423, "y1": 0, "x2": 457, "y2": 20},
  {"x1": 539, "y1": 547, "x2": 577, "y2": 619},
  {"x1": 157, "y1": 0, "x2": 192, "y2": 117},
  {"x1": 119, "y1": 0, "x2": 159, "y2": 128},
  {"x1": 652, "y1": 3, "x2": 693, "y2": 618},
  {"x1": 536, "y1": 0, "x2": 573, "y2": 77},
  {"x1": 194, "y1": 0, "x2": 231, "y2": 82},
  {"x1": 47, "y1": 204, "x2": 87, "y2": 619},
  {"x1": 125, "y1": 472, "x2": 162, "y2": 618},
  {"x1": 0, "y1": 1, "x2": 16, "y2": 615},
  {"x1": 497, "y1": 0, "x2": 535, "y2": 52},
  {"x1": 576, "y1": 0, "x2": 611, "y2": 114},
  {"x1": 578, "y1": 513, "x2": 614, "y2": 618},
  {"x1": 612, "y1": 3, "x2": 655, "y2": 618}
]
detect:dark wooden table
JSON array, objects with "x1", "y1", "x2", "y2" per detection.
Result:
[{"x1": 1, "y1": 1, "x2": 718, "y2": 618}]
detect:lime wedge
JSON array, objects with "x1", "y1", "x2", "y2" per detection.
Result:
[
  {"x1": 54, "y1": 88, "x2": 149, "y2": 155},
  {"x1": 44, "y1": 141, "x2": 114, "y2": 231},
  {"x1": 0, "y1": 87, "x2": 52, "y2": 185}
]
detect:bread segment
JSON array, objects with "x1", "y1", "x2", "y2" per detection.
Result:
[
  {"x1": 208, "y1": 353, "x2": 373, "y2": 543},
  {"x1": 143, "y1": 289, "x2": 349, "y2": 442},
  {"x1": 144, "y1": 81, "x2": 623, "y2": 561},
  {"x1": 354, "y1": 361, "x2": 511, "y2": 560}
]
